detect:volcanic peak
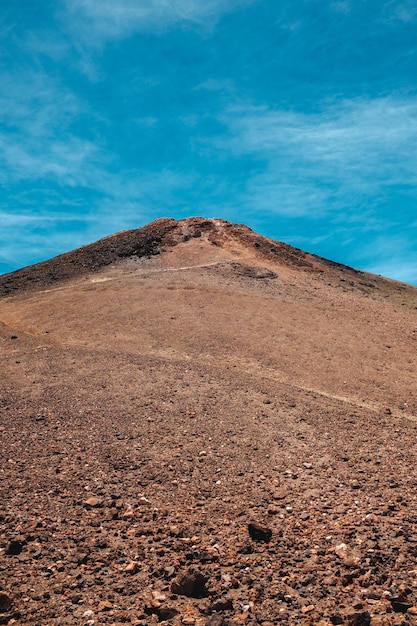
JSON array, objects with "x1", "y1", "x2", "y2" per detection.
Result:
[
  {"x1": 0, "y1": 217, "x2": 415, "y2": 304},
  {"x1": 0, "y1": 217, "x2": 313, "y2": 295}
]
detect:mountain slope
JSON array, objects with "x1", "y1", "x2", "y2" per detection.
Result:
[{"x1": 1, "y1": 217, "x2": 417, "y2": 625}]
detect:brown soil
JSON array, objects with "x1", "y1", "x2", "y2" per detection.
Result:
[{"x1": 1, "y1": 217, "x2": 417, "y2": 625}]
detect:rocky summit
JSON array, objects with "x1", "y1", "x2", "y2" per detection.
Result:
[{"x1": 1, "y1": 217, "x2": 417, "y2": 625}]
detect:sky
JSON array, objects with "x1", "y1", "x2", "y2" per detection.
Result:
[{"x1": 1, "y1": 1, "x2": 417, "y2": 284}]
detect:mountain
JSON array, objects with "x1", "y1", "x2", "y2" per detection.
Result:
[{"x1": 1, "y1": 217, "x2": 417, "y2": 624}]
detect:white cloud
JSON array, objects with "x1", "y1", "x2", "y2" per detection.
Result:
[
  {"x1": 366, "y1": 255, "x2": 417, "y2": 284},
  {"x1": 0, "y1": 67, "x2": 100, "y2": 186},
  {"x1": 215, "y1": 96, "x2": 417, "y2": 216},
  {"x1": 62, "y1": 0, "x2": 251, "y2": 43},
  {"x1": 0, "y1": 58, "x2": 196, "y2": 271},
  {"x1": 331, "y1": 1, "x2": 351, "y2": 14},
  {"x1": 382, "y1": 0, "x2": 417, "y2": 23}
]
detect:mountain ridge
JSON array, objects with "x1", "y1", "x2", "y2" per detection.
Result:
[{"x1": 0, "y1": 216, "x2": 409, "y2": 298}]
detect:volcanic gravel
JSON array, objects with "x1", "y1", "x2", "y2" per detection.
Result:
[{"x1": 1, "y1": 217, "x2": 417, "y2": 625}]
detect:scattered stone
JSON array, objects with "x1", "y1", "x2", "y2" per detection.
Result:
[
  {"x1": 164, "y1": 565, "x2": 176, "y2": 578},
  {"x1": 125, "y1": 561, "x2": 139, "y2": 573},
  {"x1": 97, "y1": 600, "x2": 113, "y2": 611},
  {"x1": 237, "y1": 542, "x2": 253, "y2": 554},
  {"x1": 138, "y1": 495, "x2": 151, "y2": 505},
  {"x1": 267, "y1": 504, "x2": 280, "y2": 515},
  {"x1": 248, "y1": 523, "x2": 272, "y2": 543},
  {"x1": 70, "y1": 593, "x2": 82, "y2": 605},
  {"x1": 5, "y1": 540, "x2": 23, "y2": 556},
  {"x1": 390, "y1": 597, "x2": 413, "y2": 613},
  {"x1": 83, "y1": 497, "x2": 102, "y2": 508},
  {"x1": 272, "y1": 488, "x2": 287, "y2": 500},
  {"x1": 171, "y1": 567, "x2": 209, "y2": 598},
  {"x1": 0, "y1": 593, "x2": 11, "y2": 613},
  {"x1": 151, "y1": 590, "x2": 167, "y2": 602},
  {"x1": 82, "y1": 610, "x2": 94, "y2": 619},
  {"x1": 345, "y1": 611, "x2": 370, "y2": 626},
  {"x1": 303, "y1": 488, "x2": 320, "y2": 499},
  {"x1": 159, "y1": 607, "x2": 179, "y2": 620},
  {"x1": 221, "y1": 574, "x2": 232, "y2": 588},
  {"x1": 334, "y1": 543, "x2": 361, "y2": 566},
  {"x1": 122, "y1": 503, "x2": 135, "y2": 518},
  {"x1": 210, "y1": 596, "x2": 233, "y2": 612}
]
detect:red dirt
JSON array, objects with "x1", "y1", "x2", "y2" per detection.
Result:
[{"x1": 1, "y1": 217, "x2": 417, "y2": 625}]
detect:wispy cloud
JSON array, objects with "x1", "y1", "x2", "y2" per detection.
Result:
[
  {"x1": 361, "y1": 233, "x2": 417, "y2": 283},
  {"x1": 0, "y1": 208, "x2": 89, "y2": 270},
  {"x1": 61, "y1": 0, "x2": 252, "y2": 44},
  {"x1": 215, "y1": 96, "x2": 417, "y2": 217},
  {"x1": 0, "y1": 55, "x2": 197, "y2": 270},
  {"x1": 0, "y1": 167, "x2": 197, "y2": 270},
  {"x1": 0, "y1": 67, "x2": 99, "y2": 186},
  {"x1": 382, "y1": 0, "x2": 417, "y2": 23}
]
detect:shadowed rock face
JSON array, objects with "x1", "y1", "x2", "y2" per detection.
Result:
[{"x1": 1, "y1": 217, "x2": 417, "y2": 624}]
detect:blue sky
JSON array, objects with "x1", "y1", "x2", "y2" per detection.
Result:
[{"x1": 1, "y1": 1, "x2": 417, "y2": 283}]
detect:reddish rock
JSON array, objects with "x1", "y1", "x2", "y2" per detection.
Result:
[{"x1": 171, "y1": 568, "x2": 209, "y2": 598}]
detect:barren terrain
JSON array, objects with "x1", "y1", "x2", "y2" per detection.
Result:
[{"x1": 1, "y1": 217, "x2": 417, "y2": 625}]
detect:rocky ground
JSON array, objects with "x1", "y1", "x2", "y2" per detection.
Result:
[{"x1": 1, "y1": 218, "x2": 417, "y2": 625}]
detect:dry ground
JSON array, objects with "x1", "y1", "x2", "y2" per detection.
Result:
[{"x1": 1, "y1": 217, "x2": 417, "y2": 625}]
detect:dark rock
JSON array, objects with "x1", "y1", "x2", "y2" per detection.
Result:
[
  {"x1": 70, "y1": 593, "x2": 82, "y2": 605},
  {"x1": 5, "y1": 540, "x2": 23, "y2": 556},
  {"x1": 346, "y1": 611, "x2": 371, "y2": 626},
  {"x1": 159, "y1": 607, "x2": 179, "y2": 620},
  {"x1": 0, "y1": 612, "x2": 21, "y2": 625},
  {"x1": 391, "y1": 598, "x2": 413, "y2": 613},
  {"x1": 144, "y1": 606, "x2": 179, "y2": 620},
  {"x1": 248, "y1": 522, "x2": 272, "y2": 543},
  {"x1": 171, "y1": 567, "x2": 209, "y2": 598},
  {"x1": 75, "y1": 552, "x2": 89, "y2": 566},
  {"x1": 0, "y1": 593, "x2": 11, "y2": 613}
]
